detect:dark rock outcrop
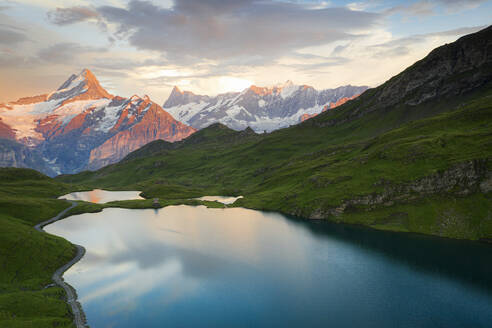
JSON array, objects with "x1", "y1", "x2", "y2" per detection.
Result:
[
  {"x1": 306, "y1": 159, "x2": 491, "y2": 219},
  {"x1": 310, "y1": 25, "x2": 492, "y2": 128}
]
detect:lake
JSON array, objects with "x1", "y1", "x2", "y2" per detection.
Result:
[
  {"x1": 46, "y1": 193, "x2": 492, "y2": 327},
  {"x1": 58, "y1": 189, "x2": 143, "y2": 203}
]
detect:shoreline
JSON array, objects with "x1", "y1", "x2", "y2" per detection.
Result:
[{"x1": 34, "y1": 201, "x2": 88, "y2": 328}]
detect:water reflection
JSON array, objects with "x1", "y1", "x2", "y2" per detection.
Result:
[
  {"x1": 194, "y1": 195, "x2": 244, "y2": 204},
  {"x1": 45, "y1": 206, "x2": 492, "y2": 328},
  {"x1": 59, "y1": 189, "x2": 143, "y2": 203}
]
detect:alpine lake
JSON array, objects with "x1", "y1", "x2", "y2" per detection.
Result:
[{"x1": 47, "y1": 190, "x2": 492, "y2": 327}]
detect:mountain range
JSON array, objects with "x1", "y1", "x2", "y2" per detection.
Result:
[
  {"x1": 62, "y1": 25, "x2": 492, "y2": 240},
  {"x1": 2, "y1": 24, "x2": 492, "y2": 328},
  {"x1": 0, "y1": 70, "x2": 366, "y2": 175},
  {"x1": 0, "y1": 69, "x2": 195, "y2": 174},
  {"x1": 163, "y1": 82, "x2": 367, "y2": 131}
]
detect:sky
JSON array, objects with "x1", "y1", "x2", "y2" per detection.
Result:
[{"x1": 0, "y1": 0, "x2": 491, "y2": 104}]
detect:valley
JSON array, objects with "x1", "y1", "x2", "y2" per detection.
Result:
[
  {"x1": 60, "y1": 26, "x2": 492, "y2": 240},
  {"x1": 0, "y1": 13, "x2": 491, "y2": 328}
]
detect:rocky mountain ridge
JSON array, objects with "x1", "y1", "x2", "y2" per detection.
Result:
[
  {"x1": 308, "y1": 25, "x2": 492, "y2": 129},
  {"x1": 163, "y1": 81, "x2": 367, "y2": 131},
  {"x1": 0, "y1": 69, "x2": 195, "y2": 174}
]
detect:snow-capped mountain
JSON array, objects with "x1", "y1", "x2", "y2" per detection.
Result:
[
  {"x1": 163, "y1": 81, "x2": 368, "y2": 132},
  {"x1": 0, "y1": 69, "x2": 195, "y2": 174}
]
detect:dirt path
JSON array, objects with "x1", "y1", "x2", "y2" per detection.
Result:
[{"x1": 34, "y1": 201, "x2": 88, "y2": 328}]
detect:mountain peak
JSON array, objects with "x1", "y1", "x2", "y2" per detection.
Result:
[
  {"x1": 50, "y1": 68, "x2": 112, "y2": 102},
  {"x1": 80, "y1": 68, "x2": 97, "y2": 82},
  {"x1": 163, "y1": 86, "x2": 209, "y2": 108},
  {"x1": 171, "y1": 86, "x2": 182, "y2": 94}
]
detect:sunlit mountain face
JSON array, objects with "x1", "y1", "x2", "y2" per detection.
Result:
[
  {"x1": 1, "y1": 1, "x2": 492, "y2": 328},
  {"x1": 1, "y1": 0, "x2": 489, "y2": 176},
  {"x1": 0, "y1": 68, "x2": 367, "y2": 175},
  {"x1": 0, "y1": 69, "x2": 195, "y2": 175}
]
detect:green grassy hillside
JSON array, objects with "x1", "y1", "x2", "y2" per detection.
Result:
[
  {"x1": 0, "y1": 24, "x2": 491, "y2": 328},
  {"x1": 0, "y1": 168, "x2": 77, "y2": 328},
  {"x1": 59, "y1": 27, "x2": 492, "y2": 240},
  {"x1": 59, "y1": 84, "x2": 492, "y2": 240}
]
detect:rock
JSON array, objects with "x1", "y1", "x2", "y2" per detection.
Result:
[
  {"x1": 309, "y1": 158, "x2": 490, "y2": 219},
  {"x1": 164, "y1": 83, "x2": 368, "y2": 132},
  {"x1": 0, "y1": 69, "x2": 195, "y2": 175}
]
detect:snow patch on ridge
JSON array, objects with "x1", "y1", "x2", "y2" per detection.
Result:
[
  {"x1": 0, "y1": 98, "x2": 112, "y2": 143},
  {"x1": 57, "y1": 98, "x2": 111, "y2": 125},
  {"x1": 47, "y1": 74, "x2": 86, "y2": 100},
  {"x1": 209, "y1": 102, "x2": 329, "y2": 132},
  {"x1": 0, "y1": 100, "x2": 61, "y2": 142},
  {"x1": 95, "y1": 102, "x2": 124, "y2": 133},
  {"x1": 280, "y1": 82, "x2": 300, "y2": 99},
  {"x1": 167, "y1": 101, "x2": 209, "y2": 122}
]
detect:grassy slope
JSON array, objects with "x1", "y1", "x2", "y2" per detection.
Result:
[
  {"x1": 0, "y1": 168, "x2": 77, "y2": 328},
  {"x1": 0, "y1": 26, "x2": 491, "y2": 327},
  {"x1": 0, "y1": 167, "x2": 229, "y2": 327},
  {"x1": 59, "y1": 84, "x2": 492, "y2": 240},
  {"x1": 59, "y1": 27, "x2": 492, "y2": 240}
]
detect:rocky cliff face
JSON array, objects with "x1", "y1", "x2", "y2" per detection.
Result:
[
  {"x1": 310, "y1": 26, "x2": 492, "y2": 128},
  {"x1": 88, "y1": 102, "x2": 195, "y2": 169},
  {"x1": 375, "y1": 26, "x2": 492, "y2": 108},
  {"x1": 0, "y1": 69, "x2": 195, "y2": 175},
  {"x1": 305, "y1": 159, "x2": 491, "y2": 219},
  {"x1": 0, "y1": 139, "x2": 57, "y2": 176},
  {"x1": 164, "y1": 82, "x2": 367, "y2": 132}
]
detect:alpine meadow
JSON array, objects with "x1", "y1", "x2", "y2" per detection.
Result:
[{"x1": 1, "y1": 1, "x2": 492, "y2": 327}]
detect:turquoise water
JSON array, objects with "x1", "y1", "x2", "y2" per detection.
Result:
[{"x1": 46, "y1": 205, "x2": 492, "y2": 328}]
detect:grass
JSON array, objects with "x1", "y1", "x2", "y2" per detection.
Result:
[
  {"x1": 2, "y1": 103, "x2": 490, "y2": 328},
  {"x1": 1, "y1": 27, "x2": 492, "y2": 326},
  {"x1": 58, "y1": 85, "x2": 492, "y2": 240},
  {"x1": 0, "y1": 169, "x2": 78, "y2": 328},
  {"x1": 0, "y1": 166, "x2": 230, "y2": 327}
]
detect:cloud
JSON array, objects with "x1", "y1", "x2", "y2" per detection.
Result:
[
  {"x1": 37, "y1": 42, "x2": 107, "y2": 63},
  {"x1": 0, "y1": 25, "x2": 28, "y2": 44},
  {"x1": 369, "y1": 25, "x2": 486, "y2": 57},
  {"x1": 53, "y1": 0, "x2": 381, "y2": 65},
  {"x1": 386, "y1": 0, "x2": 488, "y2": 16},
  {"x1": 385, "y1": 0, "x2": 435, "y2": 16},
  {"x1": 436, "y1": 0, "x2": 487, "y2": 10},
  {"x1": 47, "y1": 6, "x2": 100, "y2": 25}
]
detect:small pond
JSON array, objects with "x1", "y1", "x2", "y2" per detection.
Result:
[
  {"x1": 59, "y1": 189, "x2": 143, "y2": 203},
  {"x1": 194, "y1": 195, "x2": 243, "y2": 204}
]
